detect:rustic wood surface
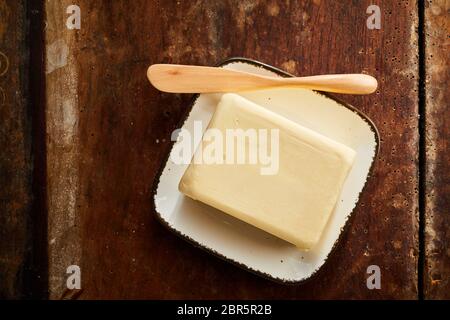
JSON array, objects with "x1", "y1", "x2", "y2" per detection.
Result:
[
  {"x1": 0, "y1": 0, "x2": 32, "y2": 299},
  {"x1": 45, "y1": 0, "x2": 84, "y2": 299},
  {"x1": 423, "y1": 0, "x2": 450, "y2": 300},
  {"x1": 9, "y1": 0, "x2": 450, "y2": 300},
  {"x1": 42, "y1": 0, "x2": 421, "y2": 299}
]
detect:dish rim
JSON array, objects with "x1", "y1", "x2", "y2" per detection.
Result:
[{"x1": 149, "y1": 57, "x2": 380, "y2": 284}]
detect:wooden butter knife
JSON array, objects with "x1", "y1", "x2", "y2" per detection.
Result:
[{"x1": 147, "y1": 64, "x2": 378, "y2": 94}]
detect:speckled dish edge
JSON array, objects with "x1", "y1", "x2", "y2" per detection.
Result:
[{"x1": 149, "y1": 57, "x2": 380, "y2": 284}]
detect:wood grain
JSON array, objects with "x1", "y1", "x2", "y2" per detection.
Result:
[
  {"x1": 44, "y1": 0, "x2": 420, "y2": 299},
  {"x1": 45, "y1": 0, "x2": 83, "y2": 298},
  {"x1": 423, "y1": 0, "x2": 450, "y2": 300},
  {"x1": 0, "y1": 0, "x2": 32, "y2": 299}
]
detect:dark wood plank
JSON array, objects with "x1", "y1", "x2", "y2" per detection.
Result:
[
  {"x1": 45, "y1": 0, "x2": 84, "y2": 299},
  {"x1": 423, "y1": 0, "x2": 450, "y2": 300},
  {"x1": 0, "y1": 0, "x2": 32, "y2": 299},
  {"x1": 46, "y1": 0, "x2": 419, "y2": 299}
]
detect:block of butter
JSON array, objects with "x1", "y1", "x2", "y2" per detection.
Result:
[{"x1": 179, "y1": 93, "x2": 356, "y2": 250}]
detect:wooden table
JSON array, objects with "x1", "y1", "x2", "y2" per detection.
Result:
[{"x1": 1, "y1": 0, "x2": 448, "y2": 299}]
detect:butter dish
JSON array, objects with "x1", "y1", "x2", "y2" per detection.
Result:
[{"x1": 151, "y1": 58, "x2": 379, "y2": 283}]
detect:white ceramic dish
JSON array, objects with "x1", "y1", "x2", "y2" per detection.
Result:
[{"x1": 151, "y1": 58, "x2": 379, "y2": 283}]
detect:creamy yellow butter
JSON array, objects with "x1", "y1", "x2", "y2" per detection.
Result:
[{"x1": 179, "y1": 93, "x2": 356, "y2": 250}]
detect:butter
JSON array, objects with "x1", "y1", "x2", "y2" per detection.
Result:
[{"x1": 179, "y1": 93, "x2": 356, "y2": 250}]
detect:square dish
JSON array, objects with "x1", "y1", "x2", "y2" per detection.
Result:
[{"x1": 151, "y1": 58, "x2": 379, "y2": 283}]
